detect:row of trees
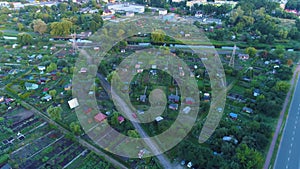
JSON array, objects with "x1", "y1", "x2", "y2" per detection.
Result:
[{"x1": 14, "y1": 2, "x2": 104, "y2": 37}]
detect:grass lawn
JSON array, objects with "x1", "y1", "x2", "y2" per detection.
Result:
[{"x1": 230, "y1": 85, "x2": 246, "y2": 95}]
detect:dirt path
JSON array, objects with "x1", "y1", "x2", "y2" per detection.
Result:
[{"x1": 263, "y1": 65, "x2": 300, "y2": 169}]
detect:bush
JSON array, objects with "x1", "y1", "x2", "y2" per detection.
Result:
[
  {"x1": 20, "y1": 92, "x2": 31, "y2": 99},
  {"x1": 0, "y1": 154, "x2": 9, "y2": 165},
  {"x1": 5, "y1": 86, "x2": 17, "y2": 95}
]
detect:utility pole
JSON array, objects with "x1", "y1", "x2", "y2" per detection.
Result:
[
  {"x1": 229, "y1": 44, "x2": 236, "y2": 68},
  {"x1": 72, "y1": 32, "x2": 77, "y2": 53}
]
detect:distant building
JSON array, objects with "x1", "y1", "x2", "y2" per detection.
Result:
[
  {"x1": 168, "y1": 94, "x2": 180, "y2": 103},
  {"x1": 238, "y1": 53, "x2": 250, "y2": 60},
  {"x1": 223, "y1": 136, "x2": 238, "y2": 144},
  {"x1": 0, "y1": 96, "x2": 4, "y2": 102},
  {"x1": 107, "y1": 3, "x2": 145, "y2": 13},
  {"x1": 195, "y1": 11, "x2": 203, "y2": 18},
  {"x1": 140, "y1": 95, "x2": 146, "y2": 102},
  {"x1": 0, "y1": 2, "x2": 9, "y2": 8},
  {"x1": 183, "y1": 106, "x2": 191, "y2": 114},
  {"x1": 126, "y1": 11, "x2": 135, "y2": 17},
  {"x1": 243, "y1": 107, "x2": 254, "y2": 114},
  {"x1": 64, "y1": 84, "x2": 72, "y2": 91},
  {"x1": 68, "y1": 98, "x2": 79, "y2": 109},
  {"x1": 118, "y1": 116, "x2": 125, "y2": 123},
  {"x1": 169, "y1": 103, "x2": 179, "y2": 110},
  {"x1": 171, "y1": 0, "x2": 185, "y2": 2},
  {"x1": 253, "y1": 89, "x2": 260, "y2": 97},
  {"x1": 155, "y1": 116, "x2": 164, "y2": 122},
  {"x1": 41, "y1": 95, "x2": 52, "y2": 102},
  {"x1": 185, "y1": 97, "x2": 195, "y2": 105},
  {"x1": 38, "y1": 66, "x2": 46, "y2": 71},
  {"x1": 203, "y1": 93, "x2": 210, "y2": 101},
  {"x1": 159, "y1": 9, "x2": 168, "y2": 15},
  {"x1": 229, "y1": 112, "x2": 238, "y2": 120},
  {"x1": 80, "y1": 67, "x2": 88, "y2": 73},
  {"x1": 25, "y1": 82, "x2": 38, "y2": 90},
  {"x1": 11, "y1": 2, "x2": 24, "y2": 10}
]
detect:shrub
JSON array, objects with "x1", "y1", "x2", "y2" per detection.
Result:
[{"x1": 0, "y1": 154, "x2": 9, "y2": 165}]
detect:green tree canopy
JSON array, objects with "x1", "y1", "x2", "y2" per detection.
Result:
[
  {"x1": 245, "y1": 47, "x2": 257, "y2": 57},
  {"x1": 46, "y1": 62, "x2": 57, "y2": 72},
  {"x1": 32, "y1": 19, "x2": 47, "y2": 35},
  {"x1": 50, "y1": 19, "x2": 73, "y2": 36},
  {"x1": 17, "y1": 33, "x2": 33, "y2": 45},
  {"x1": 151, "y1": 29, "x2": 166, "y2": 43},
  {"x1": 70, "y1": 122, "x2": 81, "y2": 135},
  {"x1": 47, "y1": 106, "x2": 62, "y2": 121},
  {"x1": 49, "y1": 89, "x2": 57, "y2": 98},
  {"x1": 127, "y1": 130, "x2": 140, "y2": 138},
  {"x1": 236, "y1": 144, "x2": 263, "y2": 169},
  {"x1": 274, "y1": 81, "x2": 290, "y2": 93}
]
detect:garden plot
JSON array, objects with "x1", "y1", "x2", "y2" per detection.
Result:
[
  {"x1": 10, "y1": 130, "x2": 63, "y2": 163},
  {"x1": 51, "y1": 143, "x2": 85, "y2": 167},
  {"x1": 20, "y1": 137, "x2": 75, "y2": 169},
  {"x1": 0, "y1": 107, "x2": 38, "y2": 142},
  {"x1": 66, "y1": 151, "x2": 114, "y2": 169}
]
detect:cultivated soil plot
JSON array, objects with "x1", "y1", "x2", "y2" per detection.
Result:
[
  {"x1": 10, "y1": 130, "x2": 63, "y2": 167},
  {"x1": 66, "y1": 151, "x2": 114, "y2": 169}
]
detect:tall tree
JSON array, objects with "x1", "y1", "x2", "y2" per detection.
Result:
[
  {"x1": 90, "y1": 20, "x2": 99, "y2": 33},
  {"x1": 236, "y1": 144, "x2": 263, "y2": 169},
  {"x1": 32, "y1": 19, "x2": 47, "y2": 35},
  {"x1": 17, "y1": 23, "x2": 24, "y2": 31},
  {"x1": 49, "y1": 89, "x2": 57, "y2": 98},
  {"x1": 245, "y1": 47, "x2": 257, "y2": 57},
  {"x1": 70, "y1": 122, "x2": 81, "y2": 135},
  {"x1": 151, "y1": 29, "x2": 166, "y2": 43},
  {"x1": 47, "y1": 106, "x2": 62, "y2": 121},
  {"x1": 46, "y1": 62, "x2": 57, "y2": 72},
  {"x1": 274, "y1": 81, "x2": 290, "y2": 93},
  {"x1": 17, "y1": 33, "x2": 33, "y2": 45},
  {"x1": 50, "y1": 19, "x2": 73, "y2": 36}
]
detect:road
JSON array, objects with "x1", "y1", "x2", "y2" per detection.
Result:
[
  {"x1": 264, "y1": 65, "x2": 300, "y2": 169},
  {"x1": 274, "y1": 72, "x2": 300, "y2": 169},
  {"x1": 96, "y1": 73, "x2": 173, "y2": 168}
]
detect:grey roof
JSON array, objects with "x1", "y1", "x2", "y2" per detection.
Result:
[
  {"x1": 168, "y1": 94, "x2": 179, "y2": 102},
  {"x1": 140, "y1": 95, "x2": 146, "y2": 102}
]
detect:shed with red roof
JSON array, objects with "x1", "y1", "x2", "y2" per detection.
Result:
[{"x1": 94, "y1": 113, "x2": 107, "y2": 123}]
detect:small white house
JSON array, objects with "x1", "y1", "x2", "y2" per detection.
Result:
[
  {"x1": 155, "y1": 116, "x2": 164, "y2": 122},
  {"x1": 38, "y1": 66, "x2": 46, "y2": 71},
  {"x1": 126, "y1": 11, "x2": 135, "y2": 17},
  {"x1": 12, "y1": 44, "x2": 18, "y2": 49},
  {"x1": 159, "y1": 9, "x2": 168, "y2": 15},
  {"x1": 68, "y1": 98, "x2": 79, "y2": 109},
  {"x1": 187, "y1": 162, "x2": 193, "y2": 168},
  {"x1": 41, "y1": 95, "x2": 52, "y2": 102},
  {"x1": 183, "y1": 106, "x2": 191, "y2": 114}
]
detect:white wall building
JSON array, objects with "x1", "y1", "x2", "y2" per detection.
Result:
[
  {"x1": 107, "y1": 3, "x2": 145, "y2": 13},
  {"x1": 0, "y1": 1, "x2": 9, "y2": 8},
  {"x1": 159, "y1": 9, "x2": 168, "y2": 15}
]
